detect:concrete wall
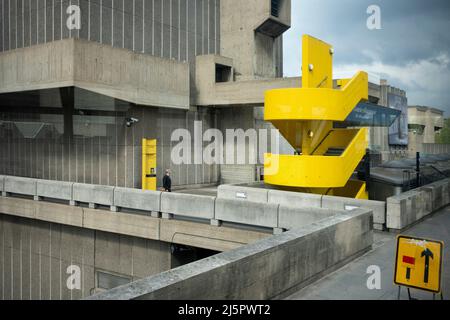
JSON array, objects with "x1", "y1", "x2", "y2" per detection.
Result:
[
  {"x1": 220, "y1": 0, "x2": 289, "y2": 80},
  {"x1": 89, "y1": 208, "x2": 373, "y2": 300},
  {"x1": 0, "y1": 0, "x2": 220, "y2": 61},
  {"x1": 0, "y1": 39, "x2": 190, "y2": 109},
  {"x1": 386, "y1": 178, "x2": 450, "y2": 230},
  {"x1": 0, "y1": 213, "x2": 171, "y2": 300},
  {"x1": 0, "y1": 100, "x2": 220, "y2": 189}
]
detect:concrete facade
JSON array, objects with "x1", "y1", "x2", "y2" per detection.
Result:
[
  {"x1": 0, "y1": 0, "x2": 290, "y2": 190},
  {"x1": 408, "y1": 106, "x2": 444, "y2": 157},
  {"x1": 0, "y1": 213, "x2": 172, "y2": 300}
]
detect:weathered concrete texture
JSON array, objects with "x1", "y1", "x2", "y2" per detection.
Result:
[
  {"x1": 387, "y1": 179, "x2": 450, "y2": 230},
  {"x1": 36, "y1": 180, "x2": 74, "y2": 201},
  {"x1": 0, "y1": 38, "x2": 190, "y2": 109},
  {"x1": 72, "y1": 183, "x2": 115, "y2": 207},
  {"x1": 0, "y1": 213, "x2": 171, "y2": 300},
  {"x1": 161, "y1": 193, "x2": 215, "y2": 220},
  {"x1": 88, "y1": 209, "x2": 373, "y2": 300},
  {"x1": 217, "y1": 185, "x2": 269, "y2": 202},
  {"x1": 4, "y1": 176, "x2": 37, "y2": 197},
  {"x1": 0, "y1": 176, "x2": 4, "y2": 192},
  {"x1": 322, "y1": 196, "x2": 386, "y2": 226},
  {"x1": 113, "y1": 188, "x2": 161, "y2": 213},
  {"x1": 269, "y1": 190, "x2": 322, "y2": 208},
  {"x1": 278, "y1": 206, "x2": 344, "y2": 230},
  {"x1": 215, "y1": 198, "x2": 279, "y2": 229}
]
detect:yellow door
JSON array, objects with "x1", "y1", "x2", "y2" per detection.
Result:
[{"x1": 142, "y1": 139, "x2": 157, "y2": 191}]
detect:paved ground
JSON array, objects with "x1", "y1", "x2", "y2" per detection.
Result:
[{"x1": 287, "y1": 206, "x2": 450, "y2": 300}]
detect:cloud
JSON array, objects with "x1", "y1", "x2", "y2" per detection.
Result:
[
  {"x1": 283, "y1": 0, "x2": 450, "y2": 115},
  {"x1": 333, "y1": 53, "x2": 450, "y2": 112}
]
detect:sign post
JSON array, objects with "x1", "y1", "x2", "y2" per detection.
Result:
[{"x1": 394, "y1": 235, "x2": 444, "y2": 300}]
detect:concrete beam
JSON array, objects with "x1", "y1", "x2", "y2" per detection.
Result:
[
  {"x1": 278, "y1": 206, "x2": 342, "y2": 230},
  {"x1": 36, "y1": 180, "x2": 74, "y2": 202},
  {"x1": 215, "y1": 198, "x2": 279, "y2": 229},
  {"x1": 0, "y1": 196, "x2": 269, "y2": 252},
  {"x1": 322, "y1": 196, "x2": 386, "y2": 226},
  {"x1": 0, "y1": 39, "x2": 190, "y2": 109},
  {"x1": 4, "y1": 176, "x2": 37, "y2": 197},
  {"x1": 161, "y1": 193, "x2": 215, "y2": 220},
  {"x1": 113, "y1": 187, "x2": 161, "y2": 214},
  {"x1": 268, "y1": 190, "x2": 322, "y2": 208},
  {"x1": 217, "y1": 185, "x2": 269, "y2": 203},
  {"x1": 72, "y1": 183, "x2": 115, "y2": 208}
]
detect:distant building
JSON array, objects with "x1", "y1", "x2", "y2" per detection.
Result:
[
  {"x1": 369, "y1": 79, "x2": 409, "y2": 162},
  {"x1": 408, "y1": 106, "x2": 444, "y2": 156}
]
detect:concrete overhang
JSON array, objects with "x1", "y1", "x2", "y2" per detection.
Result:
[
  {"x1": 0, "y1": 38, "x2": 190, "y2": 109},
  {"x1": 195, "y1": 55, "x2": 381, "y2": 107}
]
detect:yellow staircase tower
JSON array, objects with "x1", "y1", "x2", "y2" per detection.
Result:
[{"x1": 264, "y1": 35, "x2": 370, "y2": 199}]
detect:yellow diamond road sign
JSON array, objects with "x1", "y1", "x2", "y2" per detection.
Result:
[{"x1": 394, "y1": 236, "x2": 444, "y2": 293}]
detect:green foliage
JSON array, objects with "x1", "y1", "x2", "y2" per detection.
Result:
[{"x1": 436, "y1": 119, "x2": 450, "y2": 144}]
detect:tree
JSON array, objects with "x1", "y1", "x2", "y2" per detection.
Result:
[{"x1": 436, "y1": 119, "x2": 450, "y2": 144}]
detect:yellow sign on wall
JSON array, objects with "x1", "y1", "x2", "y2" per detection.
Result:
[
  {"x1": 394, "y1": 236, "x2": 444, "y2": 293},
  {"x1": 142, "y1": 139, "x2": 157, "y2": 191}
]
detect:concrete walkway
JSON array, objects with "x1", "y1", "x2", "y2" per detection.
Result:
[{"x1": 287, "y1": 206, "x2": 450, "y2": 300}]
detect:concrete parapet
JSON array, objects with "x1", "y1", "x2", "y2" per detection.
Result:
[
  {"x1": 217, "y1": 185, "x2": 268, "y2": 203},
  {"x1": 278, "y1": 206, "x2": 342, "y2": 231},
  {"x1": 114, "y1": 187, "x2": 161, "y2": 214},
  {"x1": 422, "y1": 179, "x2": 450, "y2": 211},
  {"x1": 161, "y1": 193, "x2": 215, "y2": 220},
  {"x1": 268, "y1": 190, "x2": 322, "y2": 208},
  {"x1": 386, "y1": 180, "x2": 450, "y2": 230},
  {"x1": 36, "y1": 180, "x2": 74, "y2": 201},
  {"x1": 215, "y1": 198, "x2": 279, "y2": 228},
  {"x1": 88, "y1": 208, "x2": 373, "y2": 300},
  {"x1": 72, "y1": 183, "x2": 115, "y2": 207},
  {"x1": 322, "y1": 196, "x2": 386, "y2": 226},
  {"x1": 4, "y1": 176, "x2": 37, "y2": 197}
]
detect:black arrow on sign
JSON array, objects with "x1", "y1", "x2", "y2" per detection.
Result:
[{"x1": 421, "y1": 248, "x2": 434, "y2": 284}]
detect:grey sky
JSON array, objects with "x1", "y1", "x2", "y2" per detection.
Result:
[{"x1": 283, "y1": 0, "x2": 450, "y2": 115}]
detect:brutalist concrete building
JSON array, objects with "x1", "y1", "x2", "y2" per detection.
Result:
[{"x1": 0, "y1": 0, "x2": 293, "y2": 189}]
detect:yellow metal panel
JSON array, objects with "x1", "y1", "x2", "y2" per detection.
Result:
[
  {"x1": 302, "y1": 35, "x2": 333, "y2": 89},
  {"x1": 142, "y1": 139, "x2": 157, "y2": 191},
  {"x1": 264, "y1": 128, "x2": 368, "y2": 189},
  {"x1": 394, "y1": 236, "x2": 444, "y2": 293},
  {"x1": 264, "y1": 71, "x2": 369, "y2": 122}
]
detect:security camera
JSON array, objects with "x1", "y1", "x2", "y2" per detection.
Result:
[{"x1": 126, "y1": 117, "x2": 139, "y2": 127}]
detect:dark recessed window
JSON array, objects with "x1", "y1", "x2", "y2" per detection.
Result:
[{"x1": 271, "y1": 0, "x2": 280, "y2": 17}]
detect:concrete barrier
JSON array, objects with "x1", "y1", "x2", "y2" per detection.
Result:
[
  {"x1": 322, "y1": 196, "x2": 386, "y2": 230},
  {"x1": 422, "y1": 179, "x2": 450, "y2": 211},
  {"x1": 4, "y1": 176, "x2": 37, "y2": 198},
  {"x1": 278, "y1": 206, "x2": 343, "y2": 230},
  {"x1": 72, "y1": 183, "x2": 115, "y2": 209},
  {"x1": 268, "y1": 190, "x2": 322, "y2": 208},
  {"x1": 113, "y1": 188, "x2": 161, "y2": 216},
  {"x1": 0, "y1": 176, "x2": 4, "y2": 193},
  {"x1": 386, "y1": 178, "x2": 447, "y2": 230},
  {"x1": 88, "y1": 208, "x2": 373, "y2": 300},
  {"x1": 36, "y1": 180, "x2": 74, "y2": 201},
  {"x1": 160, "y1": 193, "x2": 215, "y2": 221},
  {"x1": 217, "y1": 185, "x2": 268, "y2": 203},
  {"x1": 215, "y1": 198, "x2": 279, "y2": 230}
]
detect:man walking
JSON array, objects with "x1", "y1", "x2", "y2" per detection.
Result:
[{"x1": 163, "y1": 169, "x2": 172, "y2": 192}]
